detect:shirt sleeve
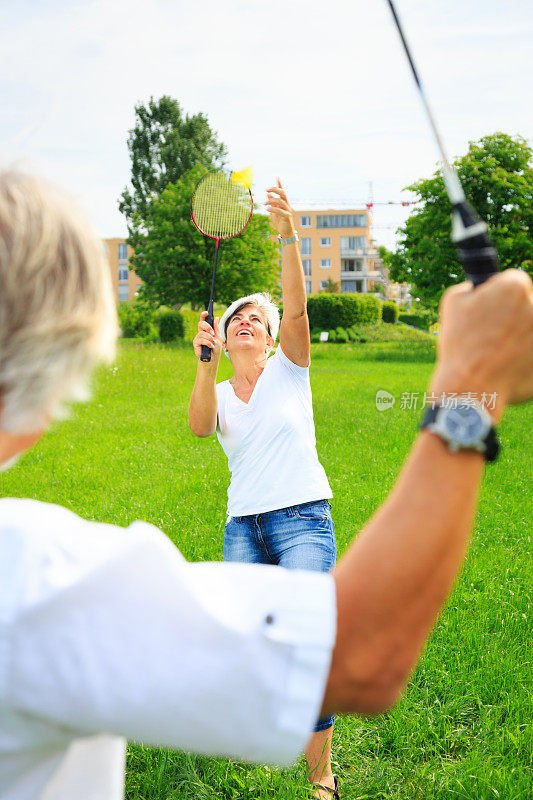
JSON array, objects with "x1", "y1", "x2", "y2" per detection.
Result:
[
  {"x1": 5, "y1": 514, "x2": 336, "y2": 766},
  {"x1": 274, "y1": 344, "x2": 310, "y2": 380}
]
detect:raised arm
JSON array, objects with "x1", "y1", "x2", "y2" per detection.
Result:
[
  {"x1": 322, "y1": 269, "x2": 533, "y2": 715},
  {"x1": 188, "y1": 312, "x2": 223, "y2": 437},
  {"x1": 266, "y1": 180, "x2": 310, "y2": 367}
]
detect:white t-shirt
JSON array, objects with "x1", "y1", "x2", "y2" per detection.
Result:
[
  {"x1": 0, "y1": 498, "x2": 336, "y2": 800},
  {"x1": 216, "y1": 345, "x2": 332, "y2": 517}
]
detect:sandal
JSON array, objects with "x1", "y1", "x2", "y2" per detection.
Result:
[{"x1": 312, "y1": 775, "x2": 340, "y2": 799}]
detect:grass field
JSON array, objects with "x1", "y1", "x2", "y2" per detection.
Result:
[{"x1": 1, "y1": 338, "x2": 531, "y2": 799}]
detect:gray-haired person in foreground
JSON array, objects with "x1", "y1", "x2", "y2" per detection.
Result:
[{"x1": 0, "y1": 170, "x2": 532, "y2": 800}]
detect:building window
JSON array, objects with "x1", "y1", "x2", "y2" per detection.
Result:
[
  {"x1": 340, "y1": 236, "x2": 366, "y2": 253},
  {"x1": 301, "y1": 237, "x2": 312, "y2": 256},
  {"x1": 341, "y1": 280, "x2": 356, "y2": 293},
  {"x1": 316, "y1": 214, "x2": 366, "y2": 228},
  {"x1": 118, "y1": 284, "x2": 129, "y2": 302},
  {"x1": 305, "y1": 280, "x2": 312, "y2": 295},
  {"x1": 118, "y1": 266, "x2": 129, "y2": 282},
  {"x1": 301, "y1": 215, "x2": 311, "y2": 227},
  {"x1": 118, "y1": 243, "x2": 128, "y2": 261},
  {"x1": 320, "y1": 237, "x2": 331, "y2": 247},
  {"x1": 302, "y1": 258, "x2": 312, "y2": 276},
  {"x1": 320, "y1": 258, "x2": 331, "y2": 268}
]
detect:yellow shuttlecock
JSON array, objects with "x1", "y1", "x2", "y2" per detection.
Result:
[{"x1": 229, "y1": 166, "x2": 253, "y2": 190}]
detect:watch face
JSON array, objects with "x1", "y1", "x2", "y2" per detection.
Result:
[{"x1": 444, "y1": 404, "x2": 486, "y2": 445}]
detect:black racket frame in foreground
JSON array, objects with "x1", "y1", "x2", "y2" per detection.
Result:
[
  {"x1": 386, "y1": 0, "x2": 500, "y2": 287},
  {"x1": 191, "y1": 171, "x2": 254, "y2": 362}
]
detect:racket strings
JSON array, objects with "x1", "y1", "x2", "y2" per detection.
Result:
[{"x1": 192, "y1": 172, "x2": 252, "y2": 239}]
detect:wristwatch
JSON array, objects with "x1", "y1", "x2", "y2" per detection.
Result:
[
  {"x1": 278, "y1": 231, "x2": 299, "y2": 246},
  {"x1": 420, "y1": 402, "x2": 500, "y2": 462}
]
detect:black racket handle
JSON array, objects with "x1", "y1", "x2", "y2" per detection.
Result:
[
  {"x1": 452, "y1": 200, "x2": 500, "y2": 287},
  {"x1": 200, "y1": 311, "x2": 215, "y2": 363}
]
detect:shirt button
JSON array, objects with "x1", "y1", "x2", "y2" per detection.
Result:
[{"x1": 265, "y1": 614, "x2": 275, "y2": 625}]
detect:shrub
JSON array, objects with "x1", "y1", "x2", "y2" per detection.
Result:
[
  {"x1": 307, "y1": 294, "x2": 343, "y2": 330},
  {"x1": 357, "y1": 294, "x2": 382, "y2": 325},
  {"x1": 308, "y1": 292, "x2": 382, "y2": 329},
  {"x1": 346, "y1": 327, "x2": 357, "y2": 342},
  {"x1": 310, "y1": 330, "x2": 321, "y2": 343},
  {"x1": 328, "y1": 329, "x2": 337, "y2": 343},
  {"x1": 118, "y1": 300, "x2": 157, "y2": 338},
  {"x1": 337, "y1": 294, "x2": 360, "y2": 328},
  {"x1": 335, "y1": 326, "x2": 349, "y2": 343},
  {"x1": 382, "y1": 301, "x2": 399, "y2": 323},
  {"x1": 398, "y1": 310, "x2": 437, "y2": 330},
  {"x1": 158, "y1": 310, "x2": 185, "y2": 342}
]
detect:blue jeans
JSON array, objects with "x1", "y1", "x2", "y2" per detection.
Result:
[{"x1": 224, "y1": 499, "x2": 336, "y2": 732}]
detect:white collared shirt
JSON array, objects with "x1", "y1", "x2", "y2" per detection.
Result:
[{"x1": 0, "y1": 498, "x2": 335, "y2": 800}]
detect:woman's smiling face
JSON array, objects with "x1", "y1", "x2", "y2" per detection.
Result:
[{"x1": 225, "y1": 304, "x2": 273, "y2": 358}]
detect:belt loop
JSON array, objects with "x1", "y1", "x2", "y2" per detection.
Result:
[{"x1": 286, "y1": 505, "x2": 297, "y2": 517}]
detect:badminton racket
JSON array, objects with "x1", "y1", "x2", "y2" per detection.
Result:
[
  {"x1": 191, "y1": 169, "x2": 253, "y2": 362},
  {"x1": 386, "y1": 0, "x2": 499, "y2": 286}
]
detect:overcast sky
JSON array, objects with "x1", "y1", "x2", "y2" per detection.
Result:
[{"x1": 1, "y1": 0, "x2": 532, "y2": 249}]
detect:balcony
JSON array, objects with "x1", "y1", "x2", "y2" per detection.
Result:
[{"x1": 340, "y1": 247, "x2": 367, "y2": 257}]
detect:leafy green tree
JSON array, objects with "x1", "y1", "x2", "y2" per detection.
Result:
[
  {"x1": 119, "y1": 96, "x2": 227, "y2": 245},
  {"x1": 389, "y1": 133, "x2": 533, "y2": 309},
  {"x1": 131, "y1": 166, "x2": 280, "y2": 309}
]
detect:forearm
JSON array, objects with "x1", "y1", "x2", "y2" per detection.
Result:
[
  {"x1": 188, "y1": 363, "x2": 219, "y2": 437},
  {"x1": 323, "y1": 430, "x2": 484, "y2": 715},
  {"x1": 281, "y1": 241, "x2": 307, "y2": 319}
]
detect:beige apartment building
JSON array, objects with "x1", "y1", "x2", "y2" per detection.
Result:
[
  {"x1": 290, "y1": 209, "x2": 384, "y2": 295},
  {"x1": 104, "y1": 219, "x2": 409, "y2": 305},
  {"x1": 102, "y1": 238, "x2": 142, "y2": 303}
]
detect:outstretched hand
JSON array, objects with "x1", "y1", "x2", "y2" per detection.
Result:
[{"x1": 265, "y1": 179, "x2": 296, "y2": 238}]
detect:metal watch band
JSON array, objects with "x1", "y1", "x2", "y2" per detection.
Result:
[
  {"x1": 420, "y1": 403, "x2": 500, "y2": 462},
  {"x1": 278, "y1": 232, "x2": 299, "y2": 246}
]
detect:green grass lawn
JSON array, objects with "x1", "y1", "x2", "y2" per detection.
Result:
[{"x1": 1, "y1": 340, "x2": 531, "y2": 799}]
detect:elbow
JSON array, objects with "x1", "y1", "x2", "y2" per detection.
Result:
[
  {"x1": 188, "y1": 417, "x2": 216, "y2": 438},
  {"x1": 286, "y1": 305, "x2": 307, "y2": 320},
  {"x1": 326, "y1": 648, "x2": 409, "y2": 716}
]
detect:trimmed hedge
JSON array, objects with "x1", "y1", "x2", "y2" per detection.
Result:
[
  {"x1": 117, "y1": 301, "x2": 157, "y2": 339},
  {"x1": 328, "y1": 329, "x2": 337, "y2": 343},
  {"x1": 382, "y1": 301, "x2": 399, "y2": 324},
  {"x1": 398, "y1": 310, "x2": 437, "y2": 331},
  {"x1": 357, "y1": 294, "x2": 381, "y2": 325},
  {"x1": 307, "y1": 293, "x2": 381, "y2": 329},
  {"x1": 335, "y1": 326, "x2": 349, "y2": 343},
  {"x1": 158, "y1": 310, "x2": 185, "y2": 342}
]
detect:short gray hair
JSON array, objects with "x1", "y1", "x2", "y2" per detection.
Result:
[
  {"x1": 219, "y1": 292, "x2": 280, "y2": 343},
  {"x1": 0, "y1": 170, "x2": 119, "y2": 433}
]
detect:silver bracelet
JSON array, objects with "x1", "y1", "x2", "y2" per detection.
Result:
[{"x1": 278, "y1": 232, "x2": 299, "y2": 246}]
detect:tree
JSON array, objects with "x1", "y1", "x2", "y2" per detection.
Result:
[
  {"x1": 322, "y1": 278, "x2": 340, "y2": 293},
  {"x1": 131, "y1": 165, "x2": 280, "y2": 309},
  {"x1": 119, "y1": 96, "x2": 227, "y2": 244},
  {"x1": 389, "y1": 133, "x2": 533, "y2": 309}
]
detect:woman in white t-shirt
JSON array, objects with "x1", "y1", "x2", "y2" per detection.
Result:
[{"x1": 189, "y1": 181, "x2": 339, "y2": 800}]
